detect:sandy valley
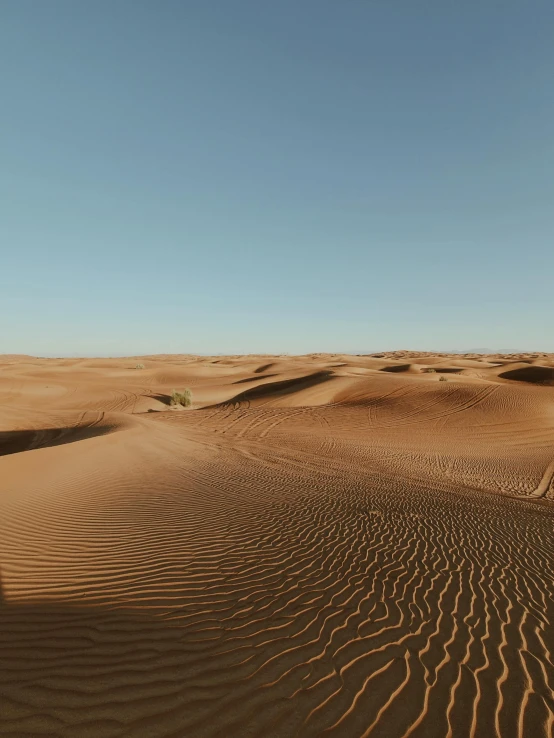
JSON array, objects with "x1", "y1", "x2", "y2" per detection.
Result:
[{"x1": 1, "y1": 351, "x2": 553, "y2": 737}]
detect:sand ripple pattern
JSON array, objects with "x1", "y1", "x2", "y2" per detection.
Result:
[
  {"x1": 1, "y1": 354, "x2": 554, "y2": 737},
  {"x1": 1, "y1": 404, "x2": 554, "y2": 737}
]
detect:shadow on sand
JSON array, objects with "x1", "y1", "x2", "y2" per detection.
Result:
[
  {"x1": 0, "y1": 426, "x2": 115, "y2": 457},
  {"x1": 0, "y1": 568, "x2": 208, "y2": 736}
]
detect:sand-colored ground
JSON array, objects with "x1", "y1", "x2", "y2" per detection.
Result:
[{"x1": 1, "y1": 352, "x2": 553, "y2": 737}]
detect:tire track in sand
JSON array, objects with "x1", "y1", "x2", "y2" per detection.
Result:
[{"x1": 1, "y1": 382, "x2": 554, "y2": 736}]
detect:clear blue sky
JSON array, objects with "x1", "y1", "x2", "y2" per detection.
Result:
[{"x1": 2, "y1": 0, "x2": 553, "y2": 355}]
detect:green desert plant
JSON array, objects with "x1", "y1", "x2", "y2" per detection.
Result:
[
  {"x1": 135, "y1": 363, "x2": 145, "y2": 369},
  {"x1": 439, "y1": 375, "x2": 447, "y2": 382},
  {"x1": 424, "y1": 368, "x2": 436, "y2": 373},
  {"x1": 170, "y1": 388, "x2": 192, "y2": 407}
]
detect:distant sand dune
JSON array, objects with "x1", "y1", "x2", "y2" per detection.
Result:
[
  {"x1": 228, "y1": 370, "x2": 334, "y2": 405},
  {"x1": 1, "y1": 352, "x2": 553, "y2": 736},
  {"x1": 499, "y1": 365, "x2": 554, "y2": 385}
]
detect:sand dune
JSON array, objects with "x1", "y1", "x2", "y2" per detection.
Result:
[
  {"x1": 499, "y1": 365, "x2": 554, "y2": 385},
  {"x1": 1, "y1": 352, "x2": 554, "y2": 736}
]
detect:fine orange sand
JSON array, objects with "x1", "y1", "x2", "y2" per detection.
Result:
[{"x1": 1, "y1": 352, "x2": 553, "y2": 737}]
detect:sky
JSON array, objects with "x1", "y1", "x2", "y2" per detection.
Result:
[{"x1": 1, "y1": 0, "x2": 553, "y2": 355}]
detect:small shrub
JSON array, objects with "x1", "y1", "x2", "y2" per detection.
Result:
[
  {"x1": 423, "y1": 368, "x2": 436, "y2": 373},
  {"x1": 170, "y1": 388, "x2": 192, "y2": 407},
  {"x1": 135, "y1": 363, "x2": 145, "y2": 369},
  {"x1": 439, "y1": 375, "x2": 447, "y2": 382}
]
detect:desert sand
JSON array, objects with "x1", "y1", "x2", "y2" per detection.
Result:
[{"x1": 1, "y1": 351, "x2": 553, "y2": 737}]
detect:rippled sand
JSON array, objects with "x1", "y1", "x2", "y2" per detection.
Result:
[{"x1": 1, "y1": 352, "x2": 553, "y2": 737}]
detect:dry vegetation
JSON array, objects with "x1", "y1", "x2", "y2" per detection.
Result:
[{"x1": 170, "y1": 388, "x2": 192, "y2": 407}]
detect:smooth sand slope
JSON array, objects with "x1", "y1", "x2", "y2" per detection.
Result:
[{"x1": 1, "y1": 352, "x2": 553, "y2": 737}]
